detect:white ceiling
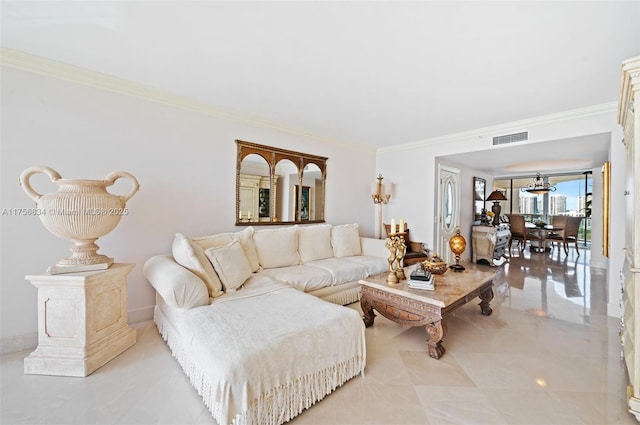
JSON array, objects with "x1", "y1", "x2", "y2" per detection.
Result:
[
  {"x1": 443, "y1": 132, "x2": 612, "y2": 177},
  {"x1": 2, "y1": 1, "x2": 639, "y2": 174}
]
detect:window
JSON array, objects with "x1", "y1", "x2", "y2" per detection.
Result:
[
  {"x1": 494, "y1": 172, "x2": 592, "y2": 245},
  {"x1": 444, "y1": 180, "x2": 453, "y2": 229}
]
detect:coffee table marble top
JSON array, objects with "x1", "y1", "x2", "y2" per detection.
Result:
[{"x1": 359, "y1": 264, "x2": 496, "y2": 309}]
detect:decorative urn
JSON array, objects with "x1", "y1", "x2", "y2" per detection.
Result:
[
  {"x1": 19, "y1": 166, "x2": 139, "y2": 274},
  {"x1": 423, "y1": 254, "x2": 447, "y2": 275}
]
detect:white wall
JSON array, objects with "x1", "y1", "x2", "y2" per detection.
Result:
[
  {"x1": 0, "y1": 66, "x2": 377, "y2": 352},
  {"x1": 377, "y1": 106, "x2": 626, "y2": 318}
]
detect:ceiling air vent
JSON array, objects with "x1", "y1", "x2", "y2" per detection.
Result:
[{"x1": 492, "y1": 131, "x2": 528, "y2": 145}]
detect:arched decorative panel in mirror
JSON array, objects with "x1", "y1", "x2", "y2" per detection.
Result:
[
  {"x1": 236, "y1": 140, "x2": 327, "y2": 225},
  {"x1": 300, "y1": 162, "x2": 324, "y2": 222},
  {"x1": 275, "y1": 158, "x2": 298, "y2": 222},
  {"x1": 239, "y1": 154, "x2": 271, "y2": 223}
]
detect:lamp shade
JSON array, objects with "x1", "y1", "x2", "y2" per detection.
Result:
[
  {"x1": 486, "y1": 190, "x2": 507, "y2": 226},
  {"x1": 384, "y1": 182, "x2": 393, "y2": 198},
  {"x1": 486, "y1": 190, "x2": 507, "y2": 202}
]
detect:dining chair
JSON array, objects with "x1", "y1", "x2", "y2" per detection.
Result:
[
  {"x1": 506, "y1": 214, "x2": 530, "y2": 251},
  {"x1": 547, "y1": 215, "x2": 568, "y2": 251},
  {"x1": 547, "y1": 216, "x2": 583, "y2": 256},
  {"x1": 550, "y1": 215, "x2": 569, "y2": 231}
]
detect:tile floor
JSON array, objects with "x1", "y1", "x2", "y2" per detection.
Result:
[{"x1": 1, "y1": 246, "x2": 637, "y2": 424}]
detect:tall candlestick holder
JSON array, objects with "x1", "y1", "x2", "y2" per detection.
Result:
[{"x1": 385, "y1": 233, "x2": 407, "y2": 284}]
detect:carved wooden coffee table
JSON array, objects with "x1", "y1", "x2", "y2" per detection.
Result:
[{"x1": 359, "y1": 265, "x2": 496, "y2": 359}]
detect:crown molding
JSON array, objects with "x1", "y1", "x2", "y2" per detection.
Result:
[
  {"x1": 1, "y1": 48, "x2": 617, "y2": 156},
  {"x1": 0, "y1": 47, "x2": 372, "y2": 153},
  {"x1": 379, "y1": 102, "x2": 618, "y2": 154}
]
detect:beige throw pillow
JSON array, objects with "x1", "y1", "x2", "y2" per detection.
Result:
[
  {"x1": 298, "y1": 224, "x2": 334, "y2": 263},
  {"x1": 253, "y1": 226, "x2": 300, "y2": 269},
  {"x1": 234, "y1": 227, "x2": 260, "y2": 272},
  {"x1": 205, "y1": 240, "x2": 252, "y2": 292},
  {"x1": 172, "y1": 233, "x2": 223, "y2": 298},
  {"x1": 192, "y1": 233, "x2": 233, "y2": 250},
  {"x1": 192, "y1": 227, "x2": 260, "y2": 272},
  {"x1": 331, "y1": 224, "x2": 362, "y2": 257}
]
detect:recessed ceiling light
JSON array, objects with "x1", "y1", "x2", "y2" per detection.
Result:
[{"x1": 504, "y1": 159, "x2": 592, "y2": 172}]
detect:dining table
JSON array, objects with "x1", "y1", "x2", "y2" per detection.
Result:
[{"x1": 525, "y1": 223, "x2": 564, "y2": 253}]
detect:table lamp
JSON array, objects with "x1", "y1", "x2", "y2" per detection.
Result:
[{"x1": 486, "y1": 190, "x2": 507, "y2": 226}]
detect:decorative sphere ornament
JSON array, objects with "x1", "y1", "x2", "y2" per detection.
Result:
[{"x1": 448, "y1": 227, "x2": 466, "y2": 272}]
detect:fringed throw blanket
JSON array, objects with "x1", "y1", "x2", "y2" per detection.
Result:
[{"x1": 155, "y1": 280, "x2": 366, "y2": 425}]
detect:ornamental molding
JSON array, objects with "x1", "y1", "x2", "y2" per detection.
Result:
[{"x1": 0, "y1": 47, "x2": 370, "y2": 153}]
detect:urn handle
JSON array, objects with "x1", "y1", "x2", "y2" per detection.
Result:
[
  {"x1": 104, "y1": 171, "x2": 140, "y2": 203},
  {"x1": 19, "y1": 166, "x2": 62, "y2": 202}
]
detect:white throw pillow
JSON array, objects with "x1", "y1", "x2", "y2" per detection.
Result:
[
  {"x1": 331, "y1": 224, "x2": 362, "y2": 257},
  {"x1": 172, "y1": 233, "x2": 223, "y2": 298},
  {"x1": 298, "y1": 224, "x2": 334, "y2": 263},
  {"x1": 253, "y1": 226, "x2": 300, "y2": 269},
  {"x1": 192, "y1": 233, "x2": 234, "y2": 250},
  {"x1": 234, "y1": 227, "x2": 260, "y2": 272},
  {"x1": 205, "y1": 240, "x2": 252, "y2": 292},
  {"x1": 192, "y1": 227, "x2": 260, "y2": 272}
]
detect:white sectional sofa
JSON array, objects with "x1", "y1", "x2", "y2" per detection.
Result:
[{"x1": 143, "y1": 223, "x2": 388, "y2": 425}]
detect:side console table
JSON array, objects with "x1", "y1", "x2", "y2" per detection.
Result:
[
  {"x1": 472, "y1": 224, "x2": 511, "y2": 266},
  {"x1": 24, "y1": 263, "x2": 136, "y2": 377}
]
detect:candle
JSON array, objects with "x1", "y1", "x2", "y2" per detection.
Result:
[
  {"x1": 390, "y1": 218, "x2": 396, "y2": 234},
  {"x1": 239, "y1": 211, "x2": 243, "y2": 220},
  {"x1": 399, "y1": 219, "x2": 405, "y2": 233},
  {"x1": 248, "y1": 211, "x2": 252, "y2": 220}
]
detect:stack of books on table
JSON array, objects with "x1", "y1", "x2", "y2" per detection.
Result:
[{"x1": 408, "y1": 270, "x2": 434, "y2": 291}]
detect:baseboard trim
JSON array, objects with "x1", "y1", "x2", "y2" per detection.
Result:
[
  {"x1": 0, "y1": 332, "x2": 37, "y2": 355},
  {"x1": 128, "y1": 305, "x2": 155, "y2": 324},
  {"x1": 1, "y1": 306, "x2": 155, "y2": 355}
]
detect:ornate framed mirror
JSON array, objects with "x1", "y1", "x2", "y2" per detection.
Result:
[
  {"x1": 473, "y1": 177, "x2": 486, "y2": 221},
  {"x1": 236, "y1": 140, "x2": 327, "y2": 225}
]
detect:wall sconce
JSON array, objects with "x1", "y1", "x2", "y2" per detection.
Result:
[
  {"x1": 371, "y1": 174, "x2": 393, "y2": 239},
  {"x1": 486, "y1": 190, "x2": 508, "y2": 226}
]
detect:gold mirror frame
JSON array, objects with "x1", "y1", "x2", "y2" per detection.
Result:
[
  {"x1": 602, "y1": 160, "x2": 610, "y2": 257},
  {"x1": 473, "y1": 177, "x2": 486, "y2": 221},
  {"x1": 236, "y1": 140, "x2": 327, "y2": 225}
]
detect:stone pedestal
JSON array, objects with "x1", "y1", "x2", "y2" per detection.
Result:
[{"x1": 24, "y1": 263, "x2": 136, "y2": 377}]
